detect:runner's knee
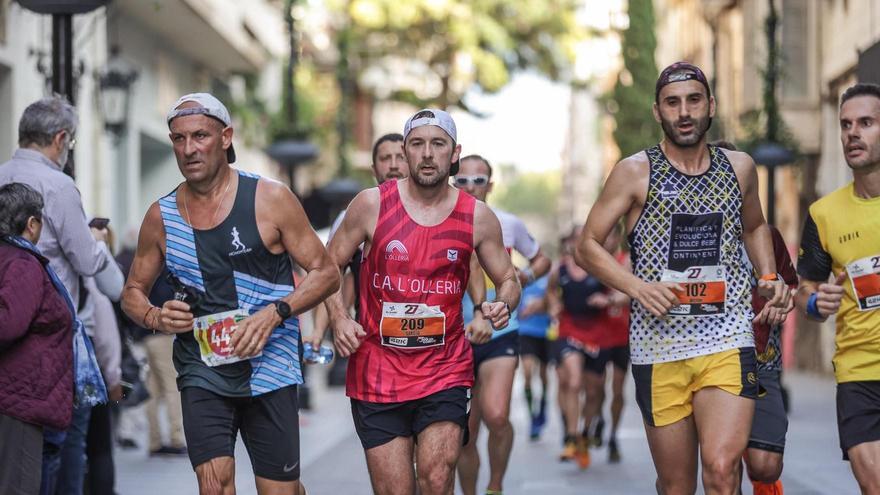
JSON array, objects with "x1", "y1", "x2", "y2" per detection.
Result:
[
  {"x1": 196, "y1": 458, "x2": 234, "y2": 495},
  {"x1": 482, "y1": 407, "x2": 511, "y2": 432},
  {"x1": 417, "y1": 460, "x2": 454, "y2": 494},
  {"x1": 701, "y1": 457, "x2": 739, "y2": 490}
]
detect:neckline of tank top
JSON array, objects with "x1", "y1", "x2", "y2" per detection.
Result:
[
  {"x1": 392, "y1": 181, "x2": 466, "y2": 229},
  {"x1": 179, "y1": 173, "x2": 243, "y2": 233},
  {"x1": 655, "y1": 142, "x2": 719, "y2": 179}
]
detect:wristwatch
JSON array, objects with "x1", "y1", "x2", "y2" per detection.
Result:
[{"x1": 273, "y1": 300, "x2": 292, "y2": 321}]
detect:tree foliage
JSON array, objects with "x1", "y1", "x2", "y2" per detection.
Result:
[
  {"x1": 610, "y1": 0, "x2": 659, "y2": 159},
  {"x1": 330, "y1": 0, "x2": 582, "y2": 110}
]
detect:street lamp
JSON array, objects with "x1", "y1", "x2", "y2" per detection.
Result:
[
  {"x1": 98, "y1": 46, "x2": 138, "y2": 137},
  {"x1": 752, "y1": 141, "x2": 795, "y2": 226}
]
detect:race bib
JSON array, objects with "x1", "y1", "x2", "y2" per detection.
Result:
[
  {"x1": 846, "y1": 254, "x2": 880, "y2": 311},
  {"x1": 379, "y1": 302, "x2": 446, "y2": 349},
  {"x1": 664, "y1": 212, "x2": 727, "y2": 316},
  {"x1": 662, "y1": 266, "x2": 727, "y2": 316},
  {"x1": 193, "y1": 309, "x2": 255, "y2": 367}
]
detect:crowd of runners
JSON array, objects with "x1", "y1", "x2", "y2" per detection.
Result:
[{"x1": 2, "y1": 59, "x2": 879, "y2": 495}]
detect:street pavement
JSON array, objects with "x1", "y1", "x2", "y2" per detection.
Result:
[{"x1": 117, "y1": 369, "x2": 859, "y2": 494}]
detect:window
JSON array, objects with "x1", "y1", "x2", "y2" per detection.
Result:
[{"x1": 781, "y1": 0, "x2": 809, "y2": 100}]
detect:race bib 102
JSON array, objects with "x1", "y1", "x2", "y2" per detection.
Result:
[
  {"x1": 846, "y1": 255, "x2": 880, "y2": 311},
  {"x1": 379, "y1": 302, "x2": 446, "y2": 349},
  {"x1": 662, "y1": 266, "x2": 727, "y2": 316},
  {"x1": 193, "y1": 309, "x2": 255, "y2": 367},
  {"x1": 663, "y1": 212, "x2": 727, "y2": 316}
]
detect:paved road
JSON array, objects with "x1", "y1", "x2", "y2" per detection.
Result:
[{"x1": 116, "y1": 370, "x2": 858, "y2": 494}]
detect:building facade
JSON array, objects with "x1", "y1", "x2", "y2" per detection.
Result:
[{"x1": 0, "y1": 0, "x2": 288, "y2": 242}]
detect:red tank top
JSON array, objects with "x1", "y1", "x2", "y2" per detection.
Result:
[
  {"x1": 347, "y1": 181, "x2": 476, "y2": 402},
  {"x1": 596, "y1": 251, "x2": 630, "y2": 349}
]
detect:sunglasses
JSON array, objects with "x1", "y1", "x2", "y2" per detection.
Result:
[{"x1": 453, "y1": 175, "x2": 489, "y2": 187}]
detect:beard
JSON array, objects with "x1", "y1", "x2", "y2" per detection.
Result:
[
  {"x1": 410, "y1": 162, "x2": 448, "y2": 188},
  {"x1": 660, "y1": 114, "x2": 712, "y2": 147},
  {"x1": 379, "y1": 170, "x2": 404, "y2": 184}
]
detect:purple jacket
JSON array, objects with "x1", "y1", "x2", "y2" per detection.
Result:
[{"x1": 0, "y1": 241, "x2": 74, "y2": 429}]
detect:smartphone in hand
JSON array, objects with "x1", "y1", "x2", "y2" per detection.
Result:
[{"x1": 89, "y1": 217, "x2": 110, "y2": 230}]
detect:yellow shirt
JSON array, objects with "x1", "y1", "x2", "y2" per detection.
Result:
[{"x1": 799, "y1": 182, "x2": 880, "y2": 383}]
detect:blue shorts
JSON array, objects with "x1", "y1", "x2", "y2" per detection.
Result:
[{"x1": 472, "y1": 332, "x2": 520, "y2": 373}]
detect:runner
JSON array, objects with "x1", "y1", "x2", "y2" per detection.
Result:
[
  {"x1": 575, "y1": 62, "x2": 790, "y2": 494},
  {"x1": 324, "y1": 109, "x2": 520, "y2": 495},
  {"x1": 796, "y1": 82, "x2": 880, "y2": 494},
  {"x1": 744, "y1": 225, "x2": 796, "y2": 495},
  {"x1": 548, "y1": 226, "x2": 607, "y2": 469},
  {"x1": 712, "y1": 140, "x2": 797, "y2": 495},
  {"x1": 580, "y1": 224, "x2": 631, "y2": 464},
  {"x1": 516, "y1": 274, "x2": 552, "y2": 440},
  {"x1": 121, "y1": 93, "x2": 340, "y2": 495},
  {"x1": 452, "y1": 154, "x2": 551, "y2": 495}
]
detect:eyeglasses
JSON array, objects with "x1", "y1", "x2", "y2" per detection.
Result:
[
  {"x1": 453, "y1": 175, "x2": 489, "y2": 187},
  {"x1": 68, "y1": 137, "x2": 76, "y2": 151}
]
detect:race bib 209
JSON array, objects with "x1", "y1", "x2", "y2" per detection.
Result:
[{"x1": 379, "y1": 302, "x2": 446, "y2": 349}]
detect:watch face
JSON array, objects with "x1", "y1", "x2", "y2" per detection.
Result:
[{"x1": 276, "y1": 301, "x2": 292, "y2": 318}]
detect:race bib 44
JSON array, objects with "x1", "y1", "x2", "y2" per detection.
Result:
[
  {"x1": 379, "y1": 302, "x2": 446, "y2": 349},
  {"x1": 846, "y1": 255, "x2": 880, "y2": 311},
  {"x1": 193, "y1": 309, "x2": 255, "y2": 367}
]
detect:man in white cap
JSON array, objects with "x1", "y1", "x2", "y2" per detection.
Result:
[
  {"x1": 122, "y1": 93, "x2": 340, "y2": 495},
  {"x1": 325, "y1": 109, "x2": 520, "y2": 495}
]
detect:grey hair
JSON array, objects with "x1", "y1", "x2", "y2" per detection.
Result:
[
  {"x1": 18, "y1": 95, "x2": 79, "y2": 148},
  {"x1": 0, "y1": 183, "x2": 44, "y2": 237}
]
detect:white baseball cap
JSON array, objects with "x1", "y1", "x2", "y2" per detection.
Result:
[
  {"x1": 403, "y1": 108, "x2": 457, "y2": 143},
  {"x1": 166, "y1": 92, "x2": 236, "y2": 163}
]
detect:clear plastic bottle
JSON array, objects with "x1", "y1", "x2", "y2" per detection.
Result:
[{"x1": 303, "y1": 343, "x2": 334, "y2": 365}]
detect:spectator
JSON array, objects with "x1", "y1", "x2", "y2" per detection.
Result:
[
  {"x1": 0, "y1": 183, "x2": 75, "y2": 495},
  {"x1": 0, "y1": 95, "x2": 124, "y2": 494}
]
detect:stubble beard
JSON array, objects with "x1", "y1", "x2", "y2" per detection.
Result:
[{"x1": 661, "y1": 115, "x2": 711, "y2": 148}]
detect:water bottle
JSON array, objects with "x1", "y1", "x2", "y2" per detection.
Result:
[{"x1": 303, "y1": 343, "x2": 334, "y2": 365}]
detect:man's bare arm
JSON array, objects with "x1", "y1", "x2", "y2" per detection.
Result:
[
  {"x1": 231, "y1": 181, "x2": 340, "y2": 358},
  {"x1": 465, "y1": 253, "x2": 492, "y2": 343},
  {"x1": 323, "y1": 189, "x2": 378, "y2": 356},
  {"x1": 121, "y1": 203, "x2": 193, "y2": 334},
  {"x1": 474, "y1": 203, "x2": 520, "y2": 328},
  {"x1": 521, "y1": 250, "x2": 551, "y2": 287},
  {"x1": 728, "y1": 150, "x2": 788, "y2": 310},
  {"x1": 730, "y1": 151, "x2": 776, "y2": 277},
  {"x1": 267, "y1": 182, "x2": 340, "y2": 316}
]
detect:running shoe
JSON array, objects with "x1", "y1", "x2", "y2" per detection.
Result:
[
  {"x1": 589, "y1": 416, "x2": 605, "y2": 447},
  {"x1": 608, "y1": 438, "x2": 621, "y2": 463},
  {"x1": 560, "y1": 436, "x2": 576, "y2": 462},
  {"x1": 575, "y1": 436, "x2": 591, "y2": 470},
  {"x1": 529, "y1": 410, "x2": 547, "y2": 440}
]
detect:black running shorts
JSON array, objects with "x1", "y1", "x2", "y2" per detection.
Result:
[
  {"x1": 748, "y1": 369, "x2": 788, "y2": 453},
  {"x1": 837, "y1": 380, "x2": 880, "y2": 460},
  {"x1": 519, "y1": 335, "x2": 551, "y2": 364},
  {"x1": 350, "y1": 386, "x2": 470, "y2": 450},
  {"x1": 181, "y1": 385, "x2": 301, "y2": 481}
]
